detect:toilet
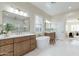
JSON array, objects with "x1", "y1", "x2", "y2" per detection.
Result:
[{"x1": 36, "y1": 36, "x2": 50, "y2": 49}]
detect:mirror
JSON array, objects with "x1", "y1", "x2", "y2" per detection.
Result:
[
  {"x1": 1, "y1": 11, "x2": 30, "y2": 34},
  {"x1": 45, "y1": 22, "x2": 56, "y2": 32}
]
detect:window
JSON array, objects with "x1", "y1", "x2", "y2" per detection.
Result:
[
  {"x1": 66, "y1": 19, "x2": 79, "y2": 32},
  {"x1": 35, "y1": 15, "x2": 44, "y2": 33}
]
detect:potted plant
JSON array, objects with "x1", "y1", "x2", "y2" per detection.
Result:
[{"x1": 4, "y1": 23, "x2": 14, "y2": 36}]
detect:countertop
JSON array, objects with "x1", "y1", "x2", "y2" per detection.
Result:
[{"x1": 0, "y1": 32, "x2": 35, "y2": 40}]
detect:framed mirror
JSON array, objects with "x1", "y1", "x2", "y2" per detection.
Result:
[
  {"x1": 2, "y1": 11, "x2": 30, "y2": 34},
  {"x1": 45, "y1": 21, "x2": 56, "y2": 32}
]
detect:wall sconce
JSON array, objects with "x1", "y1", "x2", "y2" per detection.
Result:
[{"x1": 45, "y1": 20, "x2": 51, "y2": 23}]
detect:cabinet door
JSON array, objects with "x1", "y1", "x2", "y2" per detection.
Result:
[
  {"x1": 14, "y1": 36, "x2": 30, "y2": 56},
  {"x1": 25, "y1": 38, "x2": 30, "y2": 52},
  {"x1": 21, "y1": 37, "x2": 30, "y2": 55},
  {"x1": 30, "y1": 35, "x2": 36, "y2": 50},
  {"x1": 50, "y1": 33, "x2": 55, "y2": 44},
  {"x1": 0, "y1": 39, "x2": 13, "y2": 56},
  {"x1": 14, "y1": 37, "x2": 24, "y2": 56},
  {"x1": 14, "y1": 42, "x2": 22, "y2": 56}
]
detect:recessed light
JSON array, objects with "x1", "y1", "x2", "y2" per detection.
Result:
[
  {"x1": 68, "y1": 6, "x2": 72, "y2": 9},
  {"x1": 46, "y1": 2, "x2": 56, "y2": 8}
]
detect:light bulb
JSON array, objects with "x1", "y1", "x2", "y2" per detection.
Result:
[
  {"x1": 6, "y1": 7, "x2": 29, "y2": 17},
  {"x1": 14, "y1": 9, "x2": 19, "y2": 14},
  {"x1": 19, "y1": 11, "x2": 24, "y2": 16},
  {"x1": 9, "y1": 7, "x2": 14, "y2": 13},
  {"x1": 68, "y1": 6, "x2": 72, "y2": 9},
  {"x1": 23, "y1": 13, "x2": 28, "y2": 17}
]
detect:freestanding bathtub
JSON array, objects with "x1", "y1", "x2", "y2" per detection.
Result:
[{"x1": 36, "y1": 36, "x2": 50, "y2": 49}]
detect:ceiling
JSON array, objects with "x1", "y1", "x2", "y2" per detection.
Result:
[{"x1": 31, "y1": 2, "x2": 79, "y2": 16}]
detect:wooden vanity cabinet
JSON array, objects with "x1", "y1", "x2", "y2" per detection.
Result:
[
  {"x1": 44, "y1": 32, "x2": 56, "y2": 44},
  {"x1": 0, "y1": 39, "x2": 14, "y2": 56},
  {"x1": 30, "y1": 35, "x2": 37, "y2": 50},
  {"x1": 14, "y1": 36, "x2": 30, "y2": 56},
  {"x1": 0, "y1": 35, "x2": 37, "y2": 56},
  {"x1": 14, "y1": 35, "x2": 37, "y2": 56}
]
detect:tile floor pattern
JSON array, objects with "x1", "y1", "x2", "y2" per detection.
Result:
[{"x1": 24, "y1": 40, "x2": 79, "y2": 56}]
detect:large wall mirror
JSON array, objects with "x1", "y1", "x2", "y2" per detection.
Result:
[
  {"x1": 1, "y1": 11, "x2": 30, "y2": 34},
  {"x1": 45, "y1": 20, "x2": 56, "y2": 32}
]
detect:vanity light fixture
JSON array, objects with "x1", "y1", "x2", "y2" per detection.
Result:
[
  {"x1": 14, "y1": 9, "x2": 19, "y2": 14},
  {"x1": 9, "y1": 7, "x2": 14, "y2": 13},
  {"x1": 45, "y1": 20, "x2": 51, "y2": 23},
  {"x1": 23, "y1": 13, "x2": 28, "y2": 17},
  {"x1": 7, "y1": 7, "x2": 28, "y2": 17},
  {"x1": 19, "y1": 11, "x2": 24, "y2": 16}
]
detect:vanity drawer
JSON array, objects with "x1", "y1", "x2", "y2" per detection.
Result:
[
  {"x1": 30, "y1": 35, "x2": 36, "y2": 39},
  {"x1": 14, "y1": 36, "x2": 29, "y2": 43},
  {"x1": 0, "y1": 39, "x2": 13, "y2": 46},
  {"x1": 0, "y1": 44, "x2": 13, "y2": 56},
  {"x1": 30, "y1": 39, "x2": 36, "y2": 44}
]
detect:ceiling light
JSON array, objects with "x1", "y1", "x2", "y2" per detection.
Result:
[
  {"x1": 47, "y1": 2, "x2": 56, "y2": 8},
  {"x1": 68, "y1": 6, "x2": 72, "y2": 9}
]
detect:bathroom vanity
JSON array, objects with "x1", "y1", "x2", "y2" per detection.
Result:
[
  {"x1": 44, "y1": 32, "x2": 56, "y2": 44},
  {"x1": 0, "y1": 11, "x2": 37, "y2": 56},
  {"x1": 0, "y1": 34, "x2": 37, "y2": 56}
]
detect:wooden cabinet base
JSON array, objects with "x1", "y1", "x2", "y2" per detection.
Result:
[
  {"x1": 14, "y1": 35, "x2": 37, "y2": 56},
  {"x1": 0, "y1": 35, "x2": 37, "y2": 56},
  {"x1": 0, "y1": 39, "x2": 14, "y2": 56}
]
